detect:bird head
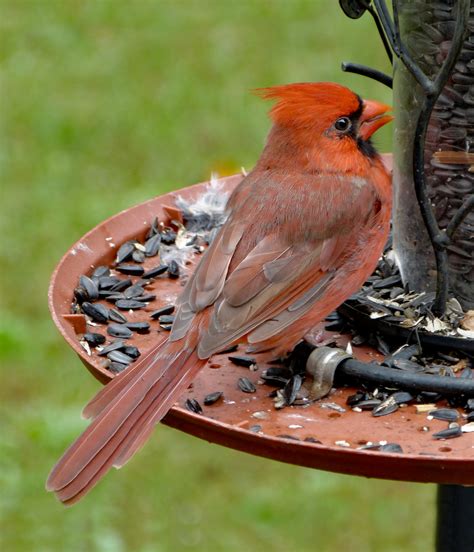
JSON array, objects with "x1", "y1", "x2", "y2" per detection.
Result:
[{"x1": 256, "y1": 82, "x2": 392, "y2": 172}]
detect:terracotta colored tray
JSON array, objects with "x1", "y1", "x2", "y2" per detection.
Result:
[{"x1": 48, "y1": 168, "x2": 474, "y2": 486}]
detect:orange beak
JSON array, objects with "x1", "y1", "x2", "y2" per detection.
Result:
[{"x1": 359, "y1": 99, "x2": 393, "y2": 140}]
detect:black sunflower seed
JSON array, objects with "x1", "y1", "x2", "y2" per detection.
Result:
[
  {"x1": 116, "y1": 242, "x2": 135, "y2": 264},
  {"x1": 304, "y1": 437, "x2": 322, "y2": 444},
  {"x1": 372, "y1": 396, "x2": 399, "y2": 417},
  {"x1": 203, "y1": 391, "x2": 223, "y2": 405},
  {"x1": 132, "y1": 249, "x2": 145, "y2": 263},
  {"x1": 418, "y1": 391, "x2": 443, "y2": 403},
  {"x1": 110, "y1": 279, "x2": 133, "y2": 292},
  {"x1": 346, "y1": 391, "x2": 367, "y2": 406},
  {"x1": 168, "y1": 260, "x2": 180, "y2": 279},
  {"x1": 261, "y1": 367, "x2": 293, "y2": 387},
  {"x1": 160, "y1": 229, "x2": 177, "y2": 245},
  {"x1": 391, "y1": 359, "x2": 426, "y2": 372},
  {"x1": 379, "y1": 443, "x2": 403, "y2": 453},
  {"x1": 392, "y1": 391, "x2": 414, "y2": 405},
  {"x1": 355, "y1": 399, "x2": 382, "y2": 411},
  {"x1": 158, "y1": 315, "x2": 175, "y2": 325},
  {"x1": 433, "y1": 426, "x2": 462, "y2": 440},
  {"x1": 143, "y1": 265, "x2": 168, "y2": 279},
  {"x1": 107, "y1": 324, "x2": 133, "y2": 339},
  {"x1": 107, "y1": 350, "x2": 134, "y2": 365},
  {"x1": 283, "y1": 374, "x2": 302, "y2": 406},
  {"x1": 135, "y1": 293, "x2": 156, "y2": 302},
  {"x1": 249, "y1": 425, "x2": 262, "y2": 433},
  {"x1": 83, "y1": 332, "x2": 106, "y2": 346},
  {"x1": 104, "y1": 293, "x2": 126, "y2": 303},
  {"x1": 123, "y1": 284, "x2": 144, "y2": 299},
  {"x1": 98, "y1": 340, "x2": 126, "y2": 356},
  {"x1": 185, "y1": 398, "x2": 202, "y2": 414},
  {"x1": 238, "y1": 377, "x2": 256, "y2": 393},
  {"x1": 228, "y1": 355, "x2": 257, "y2": 368},
  {"x1": 98, "y1": 276, "x2": 121, "y2": 290},
  {"x1": 116, "y1": 264, "x2": 144, "y2": 276},
  {"x1": 109, "y1": 362, "x2": 128, "y2": 374},
  {"x1": 123, "y1": 345, "x2": 141, "y2": 359},
  {"x1": 159, "y1": 324, "x2": 172, "y2": 331},
  {"x1": 73, "y1": 287, "x2": 88, "y2": 304},
  {"x1": 145, "y1": 234, "x2": 161, "y2": 257},
  {"x1": 81, "y1": 302, "x2": 109, "y2": 323},
  {"x1": 92, "y1": 265, "x2": 110, "y2": 279},
  {"x1": 125, "y1": 321, "x2": 150, "y2": 333},
  {"x1": 146, "y1": 217, "x2": 159, "y2": 239},
  {"x1": 79, "y1": 275, "x2": 99, "y2": 301},
  {"x1": 372, "y1": 274, "x2": 402, "y2": 290},
  {"x1": 108, "y1": 308, "x2": 128, "y2": 324},
  {"x1": 428, "y1": 408, "x2": 459, "y2": 422},
  {"x1": 115, "y1": 299, "x2": 145, "y2": 310},
  {"x1": 150, "y1": 304, "x2": 175, "y2": 319}
]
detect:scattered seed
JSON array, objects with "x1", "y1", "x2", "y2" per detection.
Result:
[
  {"x1": 98, "y1": 340, "x2": 126, "y2": 356},
  {"x1": 115, "y1": 299, "x2": 145, "y2": 310},
  {"x1": 98, "y1": 276, "x2": 121, "y2": 290},
  {"x1": 123, "y1": 345, "x2": 140, "y2": 359},
  {"x1": 379, "y1": 443, "x2": 403, "y2": 453},
  {"x1": 427, "y1": 408, "x2": 459, "y2": 422},
  {"x1": 116, "y1": 242, "x2": 135, "y2": 263},
  {"x1": 111, "y1": 280, "x2": 133, "y2": 294},
  {"x1": 415, "y1": 404, "x2": 437, "y2": 413},
  {"x1": 185, "y1": 398, "x2": 202, "y2": 414},
  {"x1": 92, "y1": 265, "x2": 110, "y2": 279},
  {"x1": 161, "y1": 229, "x2": 177, "y2": 245},
  {"x1": 123, "y1": 284, "x2": 145, "y2": 299},
  {"x1": 82, "y1": 332, "x2": 106, "y2": 346},
  {"x1": 228, "y1": 355, "x2": 257, "y2": 368},
  {"x1": 125, "y1": 321, "x2": 150, "y2": 333},
  {"x1": 107, "y1": 324, "x2": 133, "y2": 339},
  {"x1": 79, "y1": 275, "x2": 99, "y2": 301},
  {"x1": 109, "y1": 361, "x2": 128, "y2": 374},
  {"x1": 433, "y1": 426, "x2": 462, "y2": 440},
  {"x1": 109, "y1": 308, "x2": 128, "y2": 324},
  {"x1": 238, "y1": 377, "x2": 256, "y2": 393},
  {"x1": 116, "y1": 264, "x2": 144, "y2": 276},
  {"x1": 249, "y1": 424, "x2": 262, "y2": 432},
  {"x1": 132, "y1": 249, "x2": 145, "y2": 263},
  {"x1": 150, "y1": 305, "x2": 175, "y2": 319},
  {"x1": 261, "y1": 367, "x2": 292, "y2": 387},
  {"x1": 304, "y1": 437, "x2": 322, "y2": 444},
  {"x1": 203, "y1": 391, "x2": 223, "y2": 405},
  {"x1": 107, "y1": 350, "x2": 134, "y2": 365},
  {"x1": 82, "y1": 302, "x2": 109, "y2": 323},
  {"x1": 372, "y1": 396, "x2": 399, "y2": 417},
  {"x1": 168, "y1": 260, "x2": 180, "y2": 278},
  {"x1": 144, "y1": 234, "x2": 161, "y2": 257},
  {"x1": 143, "y1": 265, "x2": 168, "y2": 279}
]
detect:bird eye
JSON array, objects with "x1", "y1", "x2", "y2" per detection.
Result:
[{"x1": 334, "y1": 117, "x2": 351, "y2": 132}]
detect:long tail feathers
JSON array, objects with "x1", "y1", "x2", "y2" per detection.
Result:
[{"x1": 46, "y1": 339, "x2": 206, "y2": 505}]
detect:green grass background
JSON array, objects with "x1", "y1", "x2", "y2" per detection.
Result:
[{"x1": 1, "y1": 1, "x2": 435, "y2": 550}]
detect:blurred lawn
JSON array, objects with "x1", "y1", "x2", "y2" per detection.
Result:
[{"x1": 1, "y1": 1, "x2": 435, "y2": 551}]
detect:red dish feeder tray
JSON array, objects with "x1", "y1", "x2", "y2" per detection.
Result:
[{"x1": 48, "y1": 161, "x2": 473, "y2": 487}]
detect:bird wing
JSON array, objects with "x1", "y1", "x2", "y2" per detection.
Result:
[{"x1": 170, "y1": 170, "x2": 379, "y2": 357}]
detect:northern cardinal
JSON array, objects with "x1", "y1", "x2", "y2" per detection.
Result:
[{"x1": 47, "y1": 82, "x2": 392, "y2": 504}]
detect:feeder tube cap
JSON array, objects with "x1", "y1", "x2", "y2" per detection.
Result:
[{"x1": 306, "y1": 346, "x2": 352, "y2": 400}]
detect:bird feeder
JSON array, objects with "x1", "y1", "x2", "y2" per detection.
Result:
[{"x1": 49, "y1": 1, "x2": 473, "y2": 549}]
